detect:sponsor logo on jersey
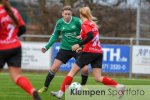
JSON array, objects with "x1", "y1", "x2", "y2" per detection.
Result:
[
  {"x1": 72, "y1": 25, "x2": 76, "y2": 29},
  {"x1": 65, "y1": 32, "x2": 77, "y2": 38}
]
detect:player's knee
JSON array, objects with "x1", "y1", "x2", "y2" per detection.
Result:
[
  {"x1": 50, "y1": 65, "x2": 59, "y2": 73},
  {"x1": 82, "y1": 66, "x2": 89, "y2": 74},
  {"x1": 81, "y1": 71, "x2": 88, "y2": 77},
  {"x1": 81, "y1": 70, "x2": 88, "y2": 75}
]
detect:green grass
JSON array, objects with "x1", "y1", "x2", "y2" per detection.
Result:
[{"x1": 0, "y1": 72, "x2": 150, "y2": 100}]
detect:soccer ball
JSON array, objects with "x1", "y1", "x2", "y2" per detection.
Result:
[{"x1": 69, "y1": 82, "x2": 82, "y2": 93}]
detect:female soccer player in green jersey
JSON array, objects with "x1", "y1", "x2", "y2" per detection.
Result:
[{"x1": 38, "y1": 6, "x2": 89, "y2": 93}]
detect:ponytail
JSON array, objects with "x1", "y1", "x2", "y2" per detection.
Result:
[
  {"x1": 3, "y1": 1, "x2": 19, "y2": 26},
  {"x1": 80, "y1": 7, "x2": 99, "y2": 28}
]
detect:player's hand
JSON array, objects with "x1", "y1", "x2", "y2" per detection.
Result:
[
  {"x1": 72, "y1": 44, "x2": 80, "y2": 51},
  {"x1": 76, "y1": 35, "x2": 82, "y2": 39},
  {"x1": 76, "y1": 47, "x2": 82, "y2": 53},
  {"x1": 41, "y1": 47, "x2": 47, "y2": 53}
]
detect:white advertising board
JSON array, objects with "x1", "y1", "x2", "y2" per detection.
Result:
[
  {"x1": 21, "y1": 42, "x2": 51, "y2": 70},
  {"x1": 132, "y1": 45, "x2": 150, "y2": 74}
]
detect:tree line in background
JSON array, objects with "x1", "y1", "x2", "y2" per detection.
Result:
[{"x1": 10, "y1": 0, "x2": 150, "y2": 43}]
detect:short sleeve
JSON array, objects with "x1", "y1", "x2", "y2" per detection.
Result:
[
  {"x1": 80, "y1": 24, "x2": 91, "y2": 40},
  {"x1": 82, "y1": 24, "x2": 92, "y2": 34}
]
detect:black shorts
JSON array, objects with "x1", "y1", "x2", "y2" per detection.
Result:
[
  {"x1": 55, "y1": 49, "x2": 80, "y2": 64},
  {"x1": 0, "y1": 47, "x2": 22, "y2": 69},
  {"x1": 76, "y1": 52, "x2": 103, "y2": 69}
]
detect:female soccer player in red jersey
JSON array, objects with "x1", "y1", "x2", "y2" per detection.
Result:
[
  {"x1": 0, "y1": 0, "x2": 41, "y2": 100},
  {"x1": 51, "y1": 6, "x2": 125, "y2": 99}
]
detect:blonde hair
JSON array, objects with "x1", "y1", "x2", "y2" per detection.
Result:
[{"x1": 80, "y1": 7, "x2": 98, "y2": 27}]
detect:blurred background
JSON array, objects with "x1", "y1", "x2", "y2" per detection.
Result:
[{"x1": 10, "y1": 0, "x2": 150, "y2": 43}]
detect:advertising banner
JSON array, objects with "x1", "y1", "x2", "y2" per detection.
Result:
[
  {"x1": 132, "y1": 45, "x2": 150, "y2": 74},
  {"x1": 53, "y1": 43, "x2": 130, "y2": 73},
  {"x1": 21, "y1": 42, "x2": 51, "y2": 70}
]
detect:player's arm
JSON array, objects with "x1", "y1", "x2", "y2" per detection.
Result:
[
  {"x1": 18, "y1": 26, "x2": 26, "y2": 36},
  {"x1": 72, "y1": 25, "x2": 94, "y2": 51},
  {"x1": 44, "y1": 22, "x2": 61, "y2": 51},
  {"x1": 72, "y1": 31, "x2": 94, "y2": 51},
  {"x1": 79, "y1": 24, "x2": 94, "y2": 46},
  {"x1": 78, "y1": 31, "x2": 94, "y2": 46}
]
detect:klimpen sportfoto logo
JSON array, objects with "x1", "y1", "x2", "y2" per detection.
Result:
[{"x1": 69, "y1": 88, "x2": 145, "y2": 97}]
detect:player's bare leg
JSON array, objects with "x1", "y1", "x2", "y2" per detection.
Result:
[{"x1": 92, "y1": 68, "x2": 125, "y2": 99}]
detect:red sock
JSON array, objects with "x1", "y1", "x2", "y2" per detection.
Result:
[
  {"x1": 16, "y1": 76, "x2": 35, "y2": 96},
  {"x1": 60, "y1": 76, "x2": 73, "y2": 92},
  {"x1": 102, "y1": 76, "x2": 118, "y2": 87}
]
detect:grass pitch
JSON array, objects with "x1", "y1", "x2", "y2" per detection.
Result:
[{"x1": 0, "y1": 72, "x2": 150, "y2": 100}]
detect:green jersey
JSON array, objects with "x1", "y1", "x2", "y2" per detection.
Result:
[{"x1": 45, "y1": 16, "x2": 82, "y2": 50}]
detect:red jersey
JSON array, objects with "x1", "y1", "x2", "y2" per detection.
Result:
[
  {"x1": 0, "y1": 6, "x2": 25, "y2": 50},
  {"x1": 80, "y1": 20, "x2": 102, "y2": 53}
]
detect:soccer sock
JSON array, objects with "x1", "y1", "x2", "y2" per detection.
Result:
[
  {"x1": 81, "y1": 73, "x2": 88, "y2": 85},
  {"x1": 44, "y1": 70, "x2": 55, "y2": 88},
  {"x1": 60, "y1": 76, "x2": 73, "y2": 92},
  {"x1": 102, "y1": 76, "x2": 118, "y2": 87},
  {"x1": 16, "y1": 76, "x2": 35, "y2": 96}
]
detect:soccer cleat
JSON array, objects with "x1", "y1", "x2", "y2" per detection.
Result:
[
  {"x1": 33, "y1": 91, "x2": 42, "y2": 100},
  {"x1": 38, "y1": 87, "x2": 48, "y2": 93},
  {"x1": 50, "y1": 90, "x2": 63, "y2": 99},
  {"x1": 116, "y1": 84, "x2": 125, "y2": 99}
]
